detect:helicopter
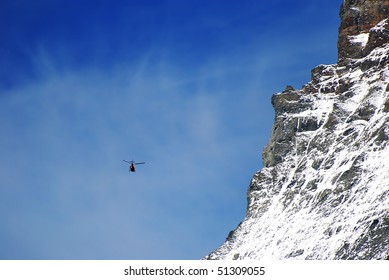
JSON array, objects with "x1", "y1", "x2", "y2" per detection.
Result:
[{"x1": 123, "y1": 160, "x2": 146, "y2": 172}]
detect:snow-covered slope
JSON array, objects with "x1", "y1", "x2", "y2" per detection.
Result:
[{"x1": 205, "y1": 6, "x2": 389, "y2": 260}]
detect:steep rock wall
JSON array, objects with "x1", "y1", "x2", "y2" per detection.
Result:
[{"x1": 206, "y1": 1, "x2": 389, "y2": 260}]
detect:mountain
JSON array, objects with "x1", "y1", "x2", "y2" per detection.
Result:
[{"x1": 206, "y1": 0, "x2": 389, "y2": 260}]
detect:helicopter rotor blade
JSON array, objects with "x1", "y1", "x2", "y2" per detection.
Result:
[
  {"x1": 134, "y1": 162, "x2": 146, "y2": 165},
  {"x1": 123, "y1": 160, "x2": 132, "y2": 164}
]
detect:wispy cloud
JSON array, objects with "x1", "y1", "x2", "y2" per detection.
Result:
[
  {"x1": 0, "y1": 0, "x2": 341, "y2": 259},
  {"x1": 1, "y1": 46, "x2": 263, "y2": 258}
]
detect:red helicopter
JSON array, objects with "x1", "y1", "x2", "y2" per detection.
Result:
[{"x1": 123, "y1": 160, "x2": 146, "y2": 172}]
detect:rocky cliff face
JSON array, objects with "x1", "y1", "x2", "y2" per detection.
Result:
[
  {"x1": 338, "y1": 0, "x2": 389, "y2": 65},
  {"x1": 206, "y1": 0, "x2": 389, "y2": 260}
]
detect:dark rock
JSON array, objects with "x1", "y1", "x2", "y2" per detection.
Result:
[
  {"x1": 226, "y1": 230, "x2": 235, "y2": 241},
  {"x1": 369, "y1": 219, "x2": 379, "y2": 230},
  {"x1": 373, "y1": 127, "x2": 388, "y2": 144},
  {"x1": 338, "y1": 0, "x2": 389, "y2": 65},
  {"x1": 383, "y1": 98, "x2": 389, "y2": 112},
  {"x1": 285, "y1": 249, "x2": 304, "y2": 258}
]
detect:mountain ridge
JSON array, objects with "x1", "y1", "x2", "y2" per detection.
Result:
[{"x1": 206, "y1": 0, "x2": 389, "y2": 260}]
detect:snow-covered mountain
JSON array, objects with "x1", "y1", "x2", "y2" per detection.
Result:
[{"x1": 206, "y1": 0, "x2": 389, "y2": 260}]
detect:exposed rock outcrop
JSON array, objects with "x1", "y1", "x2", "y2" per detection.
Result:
[{"x1": 338, "y1": 0, "x2": 389, "y2": 65}]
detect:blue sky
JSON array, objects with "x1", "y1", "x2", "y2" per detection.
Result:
[{"x1": 0, "y1": 0, "x2": 341, "y2": 259}]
